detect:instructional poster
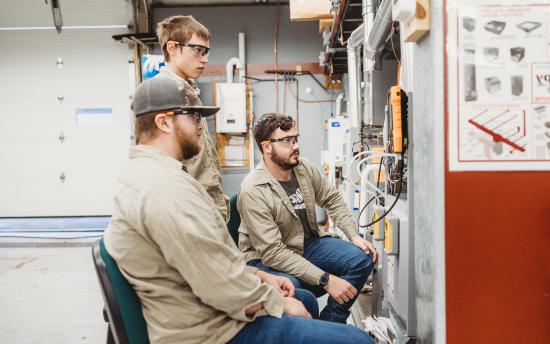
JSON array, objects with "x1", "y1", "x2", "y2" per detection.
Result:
[{"x1": 447, "y1": 2, "x2": 550, "y2": 171}]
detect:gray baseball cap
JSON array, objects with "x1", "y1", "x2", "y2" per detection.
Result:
[{"x1": 131, "y1": 74, "x2": 219, "y2": 117}]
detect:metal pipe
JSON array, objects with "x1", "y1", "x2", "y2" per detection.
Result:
[
  {"x1": 364, "y1": 0, "x2": 393, "y2": 63},
  {"x1": 347, "y1": 24, "x2": 364, "y2": 128},
  {"x1": 335, "y1": 93, "x2": 345, "y2": 117},
  {"x1": 363, "y1": 0, "x2": 377, "y2": 125},
  {"x1": 249, "y1": 87, "x2": 255, "y2": 171},
  {"x1": 239, "y1": 32, "x2": 246, "y2": 77},
  {"x1": 130, "y1": 37, "x2": 149, "y2": 54},
  {"x1": 347, "y1": 23, "x2": 364, "y2": 49},
  {"x1": 225, "y1": 57, "x2": 244, "y2": 83}
]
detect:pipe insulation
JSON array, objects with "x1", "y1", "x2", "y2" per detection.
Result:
[
  {"x1": 363, "y1": 0, "x2": 377, "y2": 125},
  {"x1": 364, "y1": 0, "x2": 393, "y2": 63},
  {"x1": 335, "y1": 93, "x2": 346, "y2": 117},
  {"x1": 347, "y1": 24, "x2": 364, "y2": 128},
  {"x1": 239, "y1": 32, "x2": 246, "y2": 77}
]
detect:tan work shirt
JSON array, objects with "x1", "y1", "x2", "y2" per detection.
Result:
[
  {"x1": 238, "y1": 158, "x2": 359, "y2": 286},
  {"x1": 104, "y1": 145, "x2": 284, "y2": 344},
  {"x1": 161, "y1": 69, "x2": 229, "y2": 222}
]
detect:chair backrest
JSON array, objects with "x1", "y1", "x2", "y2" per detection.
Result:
[
  {"x1": 92, "y1": 238, "x2": 150, "y2": 344},
  {"x1": 226, "y1": 194, "x2": 241, "y2": 245}
]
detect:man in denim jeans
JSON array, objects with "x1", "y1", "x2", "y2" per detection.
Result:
[
  {"x1": 238, "y1": 113, "x2": 378, "y2": 324},
  {"x1": 106, "y1": 76, "x2": 374, "y2": 343}
]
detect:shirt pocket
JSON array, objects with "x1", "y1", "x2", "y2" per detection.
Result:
[{"x1": 273, "y1": 199, "x2": 297, "y2": 242}]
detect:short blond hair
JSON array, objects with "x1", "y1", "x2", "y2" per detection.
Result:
[{"x1": 156, "y1": 15, "x2": 210, "y2": 62}]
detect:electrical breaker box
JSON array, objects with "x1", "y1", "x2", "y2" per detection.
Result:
[
  {"x1": 215, "y1": 83, "x2": 247, "y2": 133},
  {"x1": 384, "y1": 215, "x2": 399, "y2": 255}
]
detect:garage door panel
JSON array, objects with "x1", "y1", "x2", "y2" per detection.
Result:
[
  {"x1": 0, "y1": 1, "x2": 133, "y2": 217},
  {"x1": 0, "y1": 137, "x2": 64, "y2": 176},
  {"x1": 0, "y1": 175, "x2": 120, "y2": 217},
  {"x1": 0, "y1": 0, "x2": 129, "y2": 27},
  {"x1": 0, "y1": 0, "x2": 53, "y2": 27}
]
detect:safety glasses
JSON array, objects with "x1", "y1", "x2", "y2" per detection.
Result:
[
  {"x1": 168, "y1": 41, "x2": 210, "y2": 57},
  {"x1": 262, "y1": 135, "x2": 299, "y2": 146}
]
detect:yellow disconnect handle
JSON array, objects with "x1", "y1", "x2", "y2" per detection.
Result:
[{"x1": 390, "y1": 86, "x2": 403, "y2": 153}]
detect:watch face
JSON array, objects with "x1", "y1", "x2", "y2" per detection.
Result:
[{"x1": 320, "y1": 272, "x2": 329, "y2": 286}]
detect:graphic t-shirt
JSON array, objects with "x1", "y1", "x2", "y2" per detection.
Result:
[{"x1": 278, "y1": 173, "x2": 319, "y2": 245}]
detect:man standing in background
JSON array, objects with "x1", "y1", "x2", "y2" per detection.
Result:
[{"x1": 155, "y1": 15, "x2": 230, "y2": 221}]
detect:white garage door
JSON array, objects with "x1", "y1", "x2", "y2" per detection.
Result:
[{"x1": 0, "y1": 0, "x2": 134, "y2": 216}]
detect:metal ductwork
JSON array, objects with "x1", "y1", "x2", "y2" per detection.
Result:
[
  {"x1": 363, "y1": 0, "x2": 377, "y2": 124},
  {"x1": 364, "y1": 0, "x2": 393, "y2": 62},
  {"x1": 346, "y1": 24, "x2": 364, "y2": 128}
]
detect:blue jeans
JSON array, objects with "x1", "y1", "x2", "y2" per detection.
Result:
[
  {"x1": 228, "y1": 315, "x2": 374, "y2": 344},
  {"x1": 248, "y1": 236, "x2": 373, "y2": 323},
  {"x1": 293, "y1": 289, "x2": 319, "y2": 319}
]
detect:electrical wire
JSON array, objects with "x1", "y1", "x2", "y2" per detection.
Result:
[
  {"x1": 357, "y1": 158, "x2": 384, "y2": 228},
  {"x1": 390, "y1": 24, "x2": 401, "y2": 66},
  {"x1": 358, "y1": 170, "x2": 404, "y2": 229},
  {"x1": 288, "y1": 81, "x2": 333, "y2": 103}
]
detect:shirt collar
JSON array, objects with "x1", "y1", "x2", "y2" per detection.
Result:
[{"x1": 129, "y1": 145, "x2": 184, "y2": 170}]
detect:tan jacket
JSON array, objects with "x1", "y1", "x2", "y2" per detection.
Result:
[
  {"x1": 104, "y1": 145, "x2": 284, "y2": 344},
  {"x1": 161, "y1": 69, "x2": 229, "y2": 222},
  {"x1": 237, "y1": 158, "x2": 359, "y2": 286}
]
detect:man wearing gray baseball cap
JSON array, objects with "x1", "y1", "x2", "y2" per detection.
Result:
[{"x1": 103, "y1": 75, "x2": 374, "y2": 344}]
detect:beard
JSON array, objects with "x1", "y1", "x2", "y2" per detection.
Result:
[
  {"x1": 271, "y1": 147, "x2": 300, "y2": 170},
  {"x1": 174, "y1": 121, "x2": 201, "y2": 160}
]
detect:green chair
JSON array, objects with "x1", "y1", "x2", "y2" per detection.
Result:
[
  {"x1": 226, "y1": 194, "x2": 241, "y2": 245},
  {"x1": 92, "y1": 238, "x2": 149, "y2": 344}
]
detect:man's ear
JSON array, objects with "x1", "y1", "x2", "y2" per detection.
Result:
[
  {"x1": 166, "y1": 41, "x2": 179, "y2": 59},
  {"x1": 154, "y1": 113, "x2": 173, "y2": 134},
  {"x1": 262, "y1": 142, "x2": 271, "y2": 156}
]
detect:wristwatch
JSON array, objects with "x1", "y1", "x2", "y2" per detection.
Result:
[{"x1": 319, "y1": 272, "x2": 330, "y2": 287}]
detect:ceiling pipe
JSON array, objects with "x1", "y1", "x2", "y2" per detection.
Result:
[
  {"x1": 335, "y1": 93, "x2": 346, "y2": 117},
  {"x1": 364, "y1": 0, "x2": 393, "y2": 65},
  {"x1": 346, "y1": 24, "x2": 364, "y2": 128},
  {"x1": 226, "y1": 33, "x2": 246, "y2": 83},
  {"x1": 226, "y1": 57, "x2": 244, "y2": 83},
  {"x1": 238, "y1": 32, "x2": 246, "y2": 77},
  {"x1": 363, "y1": 0, "x2": 377, "y2": 125}
]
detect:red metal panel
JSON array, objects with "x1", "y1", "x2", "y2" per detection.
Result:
[
  {"x1": 445, "y1": 172, "x2": 550, "y2": 343},
  {"x1": 444, "y1": 1, "x2": 550, "y2": 342}
]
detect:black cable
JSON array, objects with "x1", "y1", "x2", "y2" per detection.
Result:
[
  {"x1": 360, "y1": 173, "x2": 403, "y2": 229},
  {"x1": 357, "y1": 159, "x2": 384, "y2": 228},
  {"x1": 357, "y1": 153, "x2": 407, "y2": 229}
]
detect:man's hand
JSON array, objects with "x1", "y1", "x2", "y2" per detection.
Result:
[
  {"x1": 256, "y1": 270, "x2": 295, "y2": 297},
  {"x1": 283, "y1": 297, "x2": 312, "y2": 319},
  {"x1": 323, "y1": 274, "x2": 357, "y2": 305},
  {"x1": 351, "y1": 235, "x2": 378, "y2": 264}
]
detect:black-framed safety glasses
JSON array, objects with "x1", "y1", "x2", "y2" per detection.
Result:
[
  {"x1": 262, "y1": 134, "x2": 299, "y2": 146},
  {"x1": 168, "y1": 41, "x2": 210, "y2": 57},
  {"x1": 165, "y1": 109, "x2": 202, "y2": 124}
]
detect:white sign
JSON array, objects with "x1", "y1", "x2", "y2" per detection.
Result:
[
  {"x1": 447, "y1": 2, "x2": 550, "y2": 170},
  {"x1": 75, "y1": 108, "x2": 113, "y2": 127}
]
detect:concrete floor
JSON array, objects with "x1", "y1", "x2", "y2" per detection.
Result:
[
  {"x1": 0, "y1": 242, "x2": 369, "y2": 343},
  {"x1": 0, "y1": 245, "x2": 107, "y2": 344}
]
